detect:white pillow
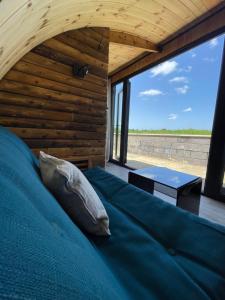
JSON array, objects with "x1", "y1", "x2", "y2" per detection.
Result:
[{"x1": 39, "y1": 151, "x2": 110, "y2": 236}]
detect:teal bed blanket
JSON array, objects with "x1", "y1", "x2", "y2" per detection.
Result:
[{"x1": 0, "y1": 126, "x2": 225, "y2": 300}]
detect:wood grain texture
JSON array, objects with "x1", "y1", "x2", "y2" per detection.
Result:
[
  {"x1": 108, "y1": 43, "x2": 147, "y2": 74},
  {"x1": 0, "y1": 0, "x2": 222, "y2": 78},
  {"x1": 111, "y1": 3, "x2": 225, "y2": 81},
  {"x1": 109, "y1": 30, "x2": 158, "y2": 52},
  {"x1": 0, "y1": 28, "x2": 109, "y2": 167}
]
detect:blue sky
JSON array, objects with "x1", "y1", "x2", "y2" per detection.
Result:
[{"x1": 128, "y1": 34, "x2": 225, "y2": 130}]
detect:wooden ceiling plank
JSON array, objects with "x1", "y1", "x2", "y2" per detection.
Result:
[
  {"x1": 190, "y1": 0, "x2": 218, "y2": 10},
  {"x1": 108, "y1": 43, "x2": 145, "y2": 73},
  {"x1": 0, "y1": 0, "x2": 28, "y2": 27},
  {"x1": 109, "y1": 31, "x2": 159, "y2": 52},
  {"x1": 180, "y1": 0, "x2": 207, "y2": 15},
  {"x1": 111, "y1": 5, "x2": 225, "y2": 82},
  {"x1": 0, "y1": 0, "x2": 223, "y2": 78},
  {"x1": 153, "y1": 0, "x2": 196, "y2": 20}
]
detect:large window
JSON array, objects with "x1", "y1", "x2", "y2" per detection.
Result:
[
  {"x1": 110, "y1": 33, "x2": 225, "y2": 201},
  {"x1": 126, "y1": 34, "x2": 224, "y2": 181}
]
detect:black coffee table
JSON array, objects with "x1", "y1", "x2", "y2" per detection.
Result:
[{"x1": 128, "y1": 166, "x2": 202, "y2": 215}]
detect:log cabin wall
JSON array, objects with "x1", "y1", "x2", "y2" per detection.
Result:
[{"x1": 0, "y1": 27, "x2": 109, "y2": 168}]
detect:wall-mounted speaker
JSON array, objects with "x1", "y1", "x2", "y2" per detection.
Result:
[{"x1": 73, "y1": 64, "x2": 89, "y2": 78}]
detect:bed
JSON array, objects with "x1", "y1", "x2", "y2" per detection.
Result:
[{"x1": 0, "y1": 126, "x2": 225, "y2": 300}]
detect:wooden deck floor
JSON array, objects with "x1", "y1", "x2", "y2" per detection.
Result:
[{"x1": 105, "y1": 162, "x2": 225, "y2": 227}]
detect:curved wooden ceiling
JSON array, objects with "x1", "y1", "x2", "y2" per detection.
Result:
[{"x1": 0, "y1": 0, "x2": 222, "y2": 78}]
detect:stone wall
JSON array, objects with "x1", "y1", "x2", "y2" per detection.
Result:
[{"x1": 127, "y1": 134, "x2": 211, "y2": 166}]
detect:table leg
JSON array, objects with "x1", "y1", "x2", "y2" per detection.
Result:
[
  {"x1": 128, "y1": 172, "x2": 154, "y2": 194},
  {"x1": 176, "y1": 179, "x2": 202, "y2": 215}
]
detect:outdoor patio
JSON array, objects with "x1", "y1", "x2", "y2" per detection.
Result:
[{"x1": 127, "y1": 152, "x2": 207, "y2": 178}]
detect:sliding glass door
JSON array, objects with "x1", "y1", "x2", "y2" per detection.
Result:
[
  {"x1": 110, "y1": 80, "x2": 130, "y2": 165},
  {"x1": 110, "y1": 35, "x2": 225, "y2": 203},
  {"x1": 126, "y1": 35, "x2": 224, "y2": 183}
]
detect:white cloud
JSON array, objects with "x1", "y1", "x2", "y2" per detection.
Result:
[
  {"x1": 203, "y1": 57, "x2": 215, "y2": 63},
  {"x1": 191, "y1": 52, "x2": 196, "y2": 58},
  {"x1": 178, "y1": 65, "x2": 192, "y2": 73},
  {"x1": 150, "y1": 60, "x2": 178, "y2": 77},
  {"x1": 139, "y1": 89, "x2": 164, "y2": 97},
  {"x1": 169, "y1": 76, "x2": 188, "y2": 84},
  {"x1": 183, "y1": 107, "x2": 192, "y2": 112},
  {"x1": 209, "y1": 38, "x2": 218, "y2": 48},
  {"x1": 175, "y1": 85, "x2": 189, "y2": 94},
  {"x1": 168, "y1": 113, "x2": 178, "y2": 120}
]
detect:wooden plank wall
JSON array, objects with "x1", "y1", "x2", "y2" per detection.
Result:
[{"x1": 0, "y1": 27, "x2": 109, "y2": 167}]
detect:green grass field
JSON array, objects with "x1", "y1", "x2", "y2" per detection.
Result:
[{"x1": 128, "y1": 129, "x2": 211, "y2": 135}]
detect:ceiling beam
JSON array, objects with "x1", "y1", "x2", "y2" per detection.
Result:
[
  {"x1": 111, "y1": 3, "x2": 225, "y2": 83},
  {"x1": 109, "y1": 30, "x2": 159, "y2": 53}
]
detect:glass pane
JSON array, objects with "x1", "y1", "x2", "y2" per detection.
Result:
[
  {"x1": 126, "y1": 34, "x2": 225, "y2": 183},
  {"x1": 112, "y1": 83, "x2": 123, "y2": 160},
  {"x1": 132, "y1": 166, "x2": 199, "y2": 189}
]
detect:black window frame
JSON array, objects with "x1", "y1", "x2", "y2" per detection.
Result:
[
  {"x1": 109, "y1": 79, "x2": 131, "y2": 167},
  {"x1": 204, "y1": 39, "x2": 225, "y2": 203}
]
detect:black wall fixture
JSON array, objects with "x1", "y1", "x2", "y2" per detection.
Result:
[{"x1": 73, "y1": 64, "x2": 89, "y2": 78}]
